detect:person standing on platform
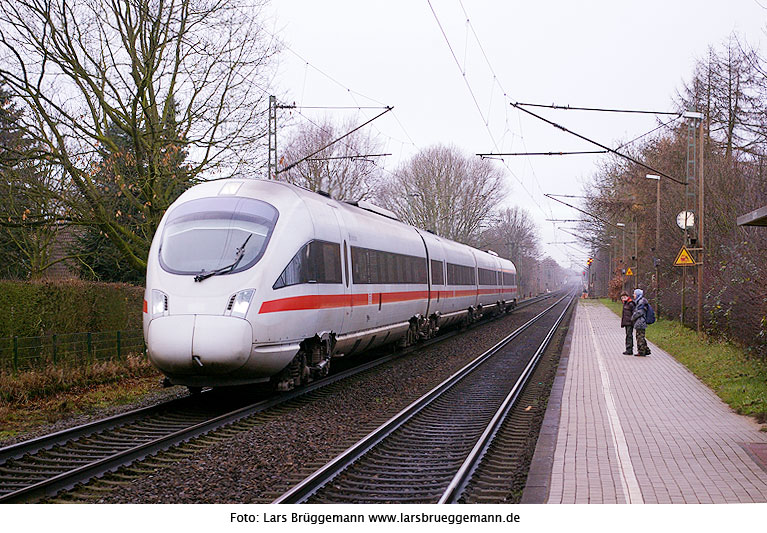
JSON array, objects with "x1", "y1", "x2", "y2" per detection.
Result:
[
  {"x1": 620, "y1": 291, "x2": 635, "y2": 355},
  {"x1": 631, "y1": 288, "x2": 651, "y2": 356}
]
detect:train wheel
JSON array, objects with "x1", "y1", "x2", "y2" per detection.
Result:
[{"x1": 274, "y1": 351, "x2": 308, "y2": 392}]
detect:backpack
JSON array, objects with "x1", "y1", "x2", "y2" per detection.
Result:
[{"x1": 645, "y1": 302, "x2": 656, "y2": 325}]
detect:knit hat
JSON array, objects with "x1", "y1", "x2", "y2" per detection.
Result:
[{"x1": 634, "y1": 288, "x2": 643, "y2": 300}]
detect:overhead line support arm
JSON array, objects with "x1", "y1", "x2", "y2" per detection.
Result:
[{"x1": 512, "y1": 103, "x2": 686, "y2": 186}]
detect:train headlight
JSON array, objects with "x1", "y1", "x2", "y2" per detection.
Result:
[
  {"x1": 228, "y1": 289, "x2": 255, "y2": 318},
  {"x1": 152, "y1": 289, "x2": 169, "y2": 318}
]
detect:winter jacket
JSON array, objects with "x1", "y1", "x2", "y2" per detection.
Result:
[
  {"x1": 632, "y1": 297, "x2": 649, "y2": 330},
  {"x1": 620, "y1": 299, "x2": 635, "y2": 327}
]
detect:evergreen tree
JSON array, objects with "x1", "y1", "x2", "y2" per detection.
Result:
[
  {"x1": 73, "y1": 110, "x2": 190, "y2": 283},
  {"x1": 0, "y1": 85, "x2": 46, "y2": 279}
]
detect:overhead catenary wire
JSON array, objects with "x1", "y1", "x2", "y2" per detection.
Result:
[
  {"x1": 512, "y1": 103, "x2": 687, "y2": 186},
  {"x1": 450, "y1": 1, "x2": 688, "y2": 271},
  {"x1": 426, "y1": 0, "x2": 552, "y2": 221},
  {"x1": 278, "y1": 107, "x2": 393, "y2": 174},
  {"x1": 615, "y1": 113, "x2": 684, "y2": 150},
  {"x1": 288, "y1": 107, "x2": 413, "y2": 186},
  {"x1": 281, "y1": 106, "x2": 392, "y2": 110},
  {"x1": 515, "y1": 102, "x2": 682, "y2": 116},
  {"x1": 477, "y1": 150, "x2": 608, "y2": 157},
  {"x1": 456, "y1": 0, "x2": 554, "y2": 220},
  {"x1": 307, "y1": 153, "x2": 391, "y2": 161},
  {"x1": 261, "y1": 20, "x2": 419, "y2": 158},
  {"x1": 545, "y1": 193, "x2": 625, "y2": 230}
]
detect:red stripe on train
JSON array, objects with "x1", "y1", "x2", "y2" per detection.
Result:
[{"x1": 259, "y1": 288, "x2": 517, "y2": 314}]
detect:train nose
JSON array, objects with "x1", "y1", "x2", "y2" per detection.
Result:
[{"x1": 147, "y1": 315, "x2": 253, "y2": 375}]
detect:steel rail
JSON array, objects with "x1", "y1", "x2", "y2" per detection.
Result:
[
  {"x1": 0, "y1": 293, "x2": 555, "y2": 504},
  {"x1": 272, "y1": 292, "x2": 573, "y2": 504},
  {"x1": 438, "y1": 293, "x2": 575, "y2": 503},
  {"x1": 0, "y1": 292, "x2": 550, "y2": 464}
]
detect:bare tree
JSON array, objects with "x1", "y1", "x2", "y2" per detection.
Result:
[
  {"x1": 476, "y1": 206, "x2": 543, "y2": 295},
  {"x1": 578, "y1": 34, "x2": 767, "y2": 351},
  {"x1": 0, "y1": 0, "x2": 279, "y2": 271},
  {"x1": 379, "y1": 144, "x2": 507, "y2": 244},
  {"x1": 277, "y1": 116, "x2": 383, "y2": 201},
  {"x1": 678, "y1": 33, "x2": 764, "y2": 159},
  {"x1": 477, "y1": 206, "x2": 540, "y2": 260}
]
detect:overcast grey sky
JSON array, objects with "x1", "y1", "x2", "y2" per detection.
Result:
[{"x1": 267, "y1": 0, "x2": 767, "y2": 268}]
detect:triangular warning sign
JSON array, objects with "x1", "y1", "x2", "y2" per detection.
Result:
[
  {"x1": 625, "y1": 267, "x2": 634, "y2": 276},
  {"x1": 674, "y1": 246, "x2": 696, "y2": 266}
]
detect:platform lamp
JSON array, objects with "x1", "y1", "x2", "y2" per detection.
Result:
[{"x1": 646, "y1": 174, "x2": 661, "y2": 317}]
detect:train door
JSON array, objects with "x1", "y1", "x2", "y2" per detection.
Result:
[
  {"x1": 414, "y1": 230, "x2": 432, "y2": 318},
  {"x1": 327, "y1": 204, "x2": 348, "y2": 334}
]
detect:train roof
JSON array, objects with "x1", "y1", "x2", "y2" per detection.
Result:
[{"x1": 176, "y1": 178, "x2": 516, "y2": 270}]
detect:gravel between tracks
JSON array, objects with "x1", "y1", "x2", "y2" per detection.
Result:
[{"x1": 95, "y1": 301, "x2": 557, "y2": 504}]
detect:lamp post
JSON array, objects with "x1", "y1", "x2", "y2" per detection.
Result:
[
  {"x1": 617, "y1": 222, "x2": 626, "y2": 291},
  {"x1": 634, "y1": 215, "x2": 639, "y2": 291},
  {"x1": 646, "y1": 174, "x2": 661, "y2": 317}
]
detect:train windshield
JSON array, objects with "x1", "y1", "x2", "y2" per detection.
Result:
[{"x1": 159, "y1": 197, "x2": 278, "y2": 276}]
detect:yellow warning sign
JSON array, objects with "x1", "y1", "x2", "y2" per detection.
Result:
[
  {"x1": 674, "y1": 246, "x2": 696, "y2": 267},
  {"x1": 625, "y1": 268, "x2": 634, "y2": 276}
]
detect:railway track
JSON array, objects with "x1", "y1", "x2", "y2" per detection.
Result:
[
  {"x1": 0, "y1": 293, "x2": 557, "y2": 504},
  {"x1": 273, "y1": 292, "x2": 576, "y2": 504}
]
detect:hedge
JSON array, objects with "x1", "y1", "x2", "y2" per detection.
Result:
[{"x1": 0, "y1": 280, "x2": 144, "y2": 338}]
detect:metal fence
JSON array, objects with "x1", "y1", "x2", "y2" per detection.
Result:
[{"x1": 0, "y1": 330, "x2": 145, "y2": 373}]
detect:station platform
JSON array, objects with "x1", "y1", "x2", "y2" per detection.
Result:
[{"x1": 523, "y1": 301, "x2": 767, "y2": 504}]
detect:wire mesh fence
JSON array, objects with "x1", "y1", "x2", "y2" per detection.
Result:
[{"x1": 0, "y1": 330, "x2": 146, "y2": 373}]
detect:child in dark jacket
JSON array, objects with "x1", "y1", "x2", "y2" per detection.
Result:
[
  {"x1": 620, "y1": 291, "x2": 635, "y2": 355},
  {"x1": 632, "y1": 288, "x2": 651, "y2": 356}
]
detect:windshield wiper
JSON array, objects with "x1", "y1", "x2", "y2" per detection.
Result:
[{"x1": 194, "y1": 233, "x2": 253, "y2": 283}]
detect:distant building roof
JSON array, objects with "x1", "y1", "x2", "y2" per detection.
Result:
[{"x1": 737, "y1": 205, "x2": 767, "y2": 227}]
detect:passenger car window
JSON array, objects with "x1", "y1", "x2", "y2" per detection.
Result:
[
  {"x1": 351, "y1": 246, "x2": 428, "y2": 284},
  {"x1": 430, "y1": 260, "x2": 444, "y2": 285},
  {"x1": 273, "y1": 240, "x2": 343, "y2": 289}
]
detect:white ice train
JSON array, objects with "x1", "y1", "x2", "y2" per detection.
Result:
[{"x1": 143, "y1": 179, "x2": 518, "y2": 391}]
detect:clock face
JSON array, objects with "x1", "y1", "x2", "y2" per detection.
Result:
[{"x1": 676, "y1": 211, "x2": 695, "y2": 229}]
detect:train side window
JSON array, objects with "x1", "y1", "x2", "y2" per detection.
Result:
[
  {"x1": 386, "y1": 252, "x2": 396, "y2": 283},
  {"x1": 415, "y1": 257, "x2": 427, "y2": 284},
  {"x1": 350, "y1": 246, "x2": 427, "y2": 284},
  {"x1": 369, "y1": 249, "x2": 381, "y2": 284},
  {"x1": 430, "y1": 259, "x2": 444, "y2": 285},
  {"x1": 273, "y1": 240, "x2": 342, "y2": 289},
  {"x1": 447, "y1": 262, "x2": 475, "y2": 285},
  {"x1": 351, "y1": 246, "x2": 368, "y2": 284},
  {"x1": 478, "y1": 267, "x2": 496, "y2": 285}
]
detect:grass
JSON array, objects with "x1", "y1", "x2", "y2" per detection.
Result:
[
  {"x1": 598, "y1": 298, "x2": 767, "y2": 424},
  {"x1": 0, "y1": 355, "x2": 163, "y2": 441}
]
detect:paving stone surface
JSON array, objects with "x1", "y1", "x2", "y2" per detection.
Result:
[{"x1": 526, "y1": 301, "x2": 767, "y2": 504}]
